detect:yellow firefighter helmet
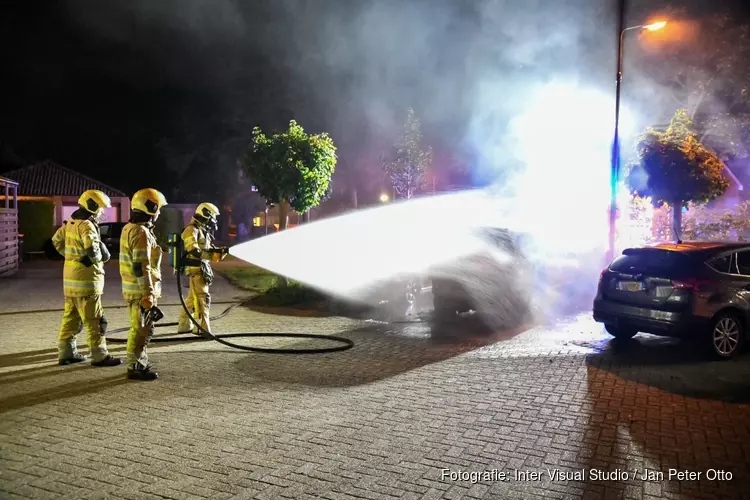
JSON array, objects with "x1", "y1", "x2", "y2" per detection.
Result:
[
  {"x1": 195, "y1": 202, "x2": 220, "y2": 219},
  {"x1": 131, "y1": 188, "x2": 168, "y2": 215},
  {"x1": 78, "y1": 190, "x2": 112, "y2": 216}
]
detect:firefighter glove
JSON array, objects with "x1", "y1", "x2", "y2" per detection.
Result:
[{"x1": 200, "y1": 261, "x2": 214, "y2": 286}]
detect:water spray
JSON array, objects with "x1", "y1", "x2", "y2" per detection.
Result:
[{"x1": 105, "y1": 234, "x2": 355, "y2": 354}]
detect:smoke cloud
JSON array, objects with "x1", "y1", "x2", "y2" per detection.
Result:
[
  {"x1": 62, "y1": 0, "x2": 623, "y2": 152},
  {"x1": 61, "y1": 0, "x2": 678, "y2": 320}
]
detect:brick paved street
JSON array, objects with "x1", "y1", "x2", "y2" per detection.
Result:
[{"x1": 2, "y1": 262, "x2": 750, "y2": 499}]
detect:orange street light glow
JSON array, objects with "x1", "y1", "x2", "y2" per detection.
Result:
[{"x1": 645, "y1": 21, "x2": 667, "y2": 31}]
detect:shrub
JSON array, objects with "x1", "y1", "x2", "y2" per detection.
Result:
[
  {"x1": 252, "y1": 279, "x2": 327, "y2": 307},
  {"x1": 18, "y1": 200, "x2": 55, "y2": 252},
  {"x1": 677, "y1": 202, "x2": 750, "y2": 241},
  {"x1": 628, "y1": 197, "x2": 750, "y2": 243}
]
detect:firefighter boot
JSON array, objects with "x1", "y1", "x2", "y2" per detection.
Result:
[
  {"x1": 127, "y1": 361, "x2": 158, "y2": 381},
  {"x1": 91, "y1": 355, "x2": 122, "y2": 367},
  {"x1": 59, "y1": 352, "x2": 87, "y2": 365},
  {"x1": 58, "y1": 340, "x2": 87, "y2": 365}
]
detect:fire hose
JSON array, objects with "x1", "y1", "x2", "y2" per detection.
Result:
[{"x1": 105, "y1": 234, "x2": 354, "y2": 354}]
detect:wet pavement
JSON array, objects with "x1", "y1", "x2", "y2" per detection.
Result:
[{"x1": 1, "y1": 262, "x2": 750, "y2": 499}]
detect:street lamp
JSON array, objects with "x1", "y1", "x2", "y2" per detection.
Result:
[
  {"x1": 644, "y1": 21, "x2": 666, "y2": 31},
  {"x1": 607, "y1": 17, "x2": 667, "y2": 264},
  {"x1": 379, "y1": 193, "x2": 390, "y2": 203}
]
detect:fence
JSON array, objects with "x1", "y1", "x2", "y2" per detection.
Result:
[{"x1": 0, "y1": 176, "x2": 19, "y2": 276}]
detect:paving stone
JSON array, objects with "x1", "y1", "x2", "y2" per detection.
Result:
[{"x1": 1, "y1": 262, "x2": 750, "y2": 499}]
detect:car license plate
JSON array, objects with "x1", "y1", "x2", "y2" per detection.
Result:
[{"x1": 617, "y1": 281, "x2": 644, "y2": 292}]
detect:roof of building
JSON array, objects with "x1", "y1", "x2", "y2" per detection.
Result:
[{"x1": 1, "y1": 161, "x2": 126, "y2": 197}]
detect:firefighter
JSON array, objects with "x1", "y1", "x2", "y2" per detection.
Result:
[
  {"x1": 176, "y1": 202, "x2": 228, "y2": 335},
  {"x1": 119, "y1": 188, "x2": 167, "y2": 381},
  {"x1": 52, "y1": 189, "x2": 121, "y2": 367}
]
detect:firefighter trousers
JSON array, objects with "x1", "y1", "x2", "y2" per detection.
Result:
[
  {"x1": 177, "y1": 272, "x2": 211, "y2": 334},
  {"x1": 58, "y1": 294, "x2": 109, "y2": 362},
  {"x1": 126, "y1": 299, "x2": 155, "y2": 369}
]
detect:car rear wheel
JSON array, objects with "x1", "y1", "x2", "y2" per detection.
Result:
[
  {"x1": 709, "y1": 312, "x2": 744, "y2": 359},
  {"x1": 604, "y1": 324, "x2": 638, "y2": 340}
]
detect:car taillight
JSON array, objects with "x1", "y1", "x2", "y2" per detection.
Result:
[
  {"x1": 600, "y1": 268, "x2": 608, "y2": 281},
  {"x1": 672, "y1": 278, "x2": 711, "y2": 291}
]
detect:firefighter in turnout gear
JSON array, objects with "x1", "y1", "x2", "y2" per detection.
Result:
[
  {"x1": 119, "y1": 188, "x2": 167, "y2": 381},
  {"x1": 51, "y1": 190, "x2": 121, "y2": 367},
  {"x1": 177, "y1": 202, "x2": 228, "y2": 335}
]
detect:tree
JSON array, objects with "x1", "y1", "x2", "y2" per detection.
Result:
[
  {"x1": 240, "y1": 120, "x2": 337, "y2": 231},
  {"x1": 626, "y1": 109, "x2": 729, "y2": 238},
  {"x1": 381, "y1": 108, "x2": 432, "y2": 200}
]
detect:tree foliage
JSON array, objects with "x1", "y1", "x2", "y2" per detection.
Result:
[
  {"x1": 627, "y1": 109, "x2": 729, "y2": 207},
  {"x1": 626, "y1": 109, "x2": 729, "y2": 237},
  {"x1": 240, "y1": 120, "x2": 337, "y2": 214},
  {"x1": 381, "y1": 108, "x2": 432, "y2": 199}
]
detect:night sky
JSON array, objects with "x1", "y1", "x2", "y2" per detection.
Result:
[{"x1": 2, "y1": 0, "x2": 748, "y2": 202}]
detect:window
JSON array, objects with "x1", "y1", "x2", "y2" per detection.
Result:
[
  {"x1": 736, "y1": 252, "x2": 750, "y2": 276},
  {"x1": 707, "y1": 254, "x2": 731, "y2": 273},
  {"x1": 610, "y1": 249, "x2": 693, "y2": 273}
]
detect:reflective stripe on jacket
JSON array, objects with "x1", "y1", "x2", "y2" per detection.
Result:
[
  {"x1": 181, "y1": 219, "x2": 213, "y2": 275},
  {"x1": 52, "y1": 219, "x2": 105, "y2": 297},
  {"x1": 119, "y1": 222, "x2": 163, "y2": 301}
]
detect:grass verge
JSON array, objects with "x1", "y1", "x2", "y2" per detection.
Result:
[
  {"x1": 214, "y1": 257, "x2": 327, "y2": 308},
  {"x1": 216, "y1": 263, "x2": 279, "y2": 294}
]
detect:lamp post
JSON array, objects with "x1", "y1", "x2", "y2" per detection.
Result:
[{"x1": 607, "y1": 15, "x2": 667, "y2": 264}]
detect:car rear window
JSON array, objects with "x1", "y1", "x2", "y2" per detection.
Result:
[{"x1": 609, "y1": 249, "x2": 694, "y2": 273}]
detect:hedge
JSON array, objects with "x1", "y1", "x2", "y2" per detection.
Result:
[{"x1": 18, "y1": 200, "x2": 55, "y2": 252}]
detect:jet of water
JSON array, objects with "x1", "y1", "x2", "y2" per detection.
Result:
[{"x1": 230, "y1": 188, "x2": 516, "y2": 300}]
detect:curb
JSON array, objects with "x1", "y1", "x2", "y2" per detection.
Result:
[{"x1": 0, "y1": 300, "x2": 242, "y2": 317}]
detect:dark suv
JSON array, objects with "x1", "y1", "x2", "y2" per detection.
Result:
[
  {"x1": 43, "y1": 221, "x2": 125, "y2": 260},
  {"x1": 98, "y1": 222, "x2": 126, "y2": 257},
  {"x1": 593, "y1": 241, "x2": 750, "y2": 358}
]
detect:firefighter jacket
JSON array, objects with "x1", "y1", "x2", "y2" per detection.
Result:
[
  {"x1": 180, "y1": 218, "x2": 216, "y2": 275},
  {"x1": 52, "y1": 218, "x2": 107, "y2": 297},
  {"x1": 119, "y1": 221, "x2": 163, "y2": 301}
]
